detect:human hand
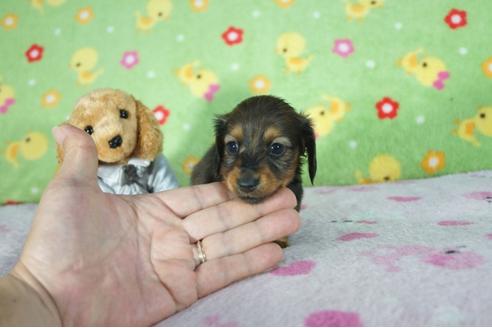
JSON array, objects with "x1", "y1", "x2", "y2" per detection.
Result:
[{"x1": 6, "y1": 125, "x2": 299, "y2": 326}]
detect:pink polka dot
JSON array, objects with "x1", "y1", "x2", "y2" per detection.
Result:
[
  {"x1": 387, "y1": 196, "x2": 421, "y2": 202},
  {"x1": 438, "y1": 220, "x2": 474, "y2": 226},
  {"x1": 486, "y1": 233, "x2": 492, "y2": 240},
  {"x1": 349, "y1": 186, "x2": 376, "y2": 192},
  {"x1": 356, "y1": 220, "x2": 377, "y2": 224},
  {"x1": 337, "y1": 232, "x2": 378, "y2": 242},
  {"x1": 203, "y1": 314, "x2": 238, "y2": 326},
  {"x1": 424, "y1": 251, "x2": 484, "y2": 270},
  {"x1": 271, "y1": 260, "x2": 316, "y2": 276},
  {"x1": 463, "y1": 191, "x2": 492, "y2": 201},
  {"x1": 317, "y1": 188, "x2": 338, "y2": 195},
  {"x1": 305, "y1": 310, "x2": 362, "y2": 327},
  {"x1": 0, "y1": 224, "x2": 9, "y2": 233}
]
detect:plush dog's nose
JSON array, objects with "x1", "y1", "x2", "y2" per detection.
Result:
[
  {"x1": 237, "y1": 176, "x2": 259, "y2": 192},
  {"x1": 108, "y1": 135, "x2": 123, "y2": 149}
]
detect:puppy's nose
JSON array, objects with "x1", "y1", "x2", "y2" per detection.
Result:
[
  {"x1": 108, "y1": 135, "x2": 123, "y2": 149},
  {"x1": 237, "y1": 176, "x2": 259, "y2": 192}
]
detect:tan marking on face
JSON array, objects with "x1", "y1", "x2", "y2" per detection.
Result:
[
  {"x1": 224, "y1": 166, "x2": 241, "y2": 194},
  {"x1": 264, "y1": 126, "x2": 282, "y2": 143},
  {"x1": 224, "y1": 134, "x2": 236, "y2": 144},
  {"x1": 229, "y1": 124, "x2": 243, "y2": 141},
  {"x1": 254, "y1": 164, "x2": 282, "y2": 197},
  {"x1": 271, "y1": 136, "x2": 292, "y2": 147},
  {"x1": 221, "y1": 142, "x2": 300, "y2": 200}
]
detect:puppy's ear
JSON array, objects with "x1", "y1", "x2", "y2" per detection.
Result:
[
  {"x1": 300, "y1": 115, "x2": 317, "y2": 184},
  {"x1": 213, "y1": 114, "x2": 229, "y2": 176},
  {"x1": 132, "y1": 99, "x2": 163, "y2": 160}
]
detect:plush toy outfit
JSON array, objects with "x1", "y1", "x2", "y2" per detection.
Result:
[{"x1": 97, "y1": 154, "x2": 179, "y2": 195}]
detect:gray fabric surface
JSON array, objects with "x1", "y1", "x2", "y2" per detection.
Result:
[{"x1": 1, "y1": 171, "x2": 492, "y2": 326}]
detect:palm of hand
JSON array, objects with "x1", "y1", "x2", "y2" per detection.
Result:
[
  {"x1": 13, "y1": 125, "x2": 298, "y2": 326},
  {"x1": 22, "y1": 180, "x2": 195, "y2": 325}
]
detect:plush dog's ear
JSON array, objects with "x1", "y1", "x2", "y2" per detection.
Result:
[
  {"x1": 56, "y1": 143, "x2": 64, "y2": 164},
  {"x1": 55, "y1": 122, "x2": 69, "y2": 165},
  {"x1": 132, "y1": 99, "x2": 162, "y2": 160},
  {"x1": 301, "y1": 115, "x2": 317, "y2": 184},
  {"x1": 213, "y1": 114, "x2": 229, "y2": 176}
]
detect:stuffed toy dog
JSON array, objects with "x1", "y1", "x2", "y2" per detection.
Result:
[{"x1": 58, "y1": 88, "x2": 179, "y2": 195}]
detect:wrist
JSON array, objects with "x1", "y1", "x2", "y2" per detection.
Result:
[{"x1": 0, "y1": 266, "x2": 61, "y2": 326}]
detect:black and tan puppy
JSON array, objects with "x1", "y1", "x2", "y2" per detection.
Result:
[{"x1": 191, "y1": 95, "x2": 317, "y2": 218}]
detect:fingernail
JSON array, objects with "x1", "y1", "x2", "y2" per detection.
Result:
[{"x1": 52, "y1": 125, "x2": 68, "y2": 144}]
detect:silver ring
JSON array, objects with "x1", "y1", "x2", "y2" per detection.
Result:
[{"x1": 196, "y1": 240, "x2": 207, "y2": 265}]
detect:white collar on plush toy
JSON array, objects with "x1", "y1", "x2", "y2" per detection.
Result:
[{"x1": 97, "y1": 157, "x2": 152, "y2": 179}]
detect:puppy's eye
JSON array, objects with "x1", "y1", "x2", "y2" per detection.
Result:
[
  {"x1": 84, "y1": 125, "x2": 94, "y2": 135},
  {"x1": 480, "y1": 113, "x2": 486, "y2": 119},
  {"x1": 270, "y1": 143, "x2": 285, "y2": 156},
  {"x1": 226, "y1": 141, "x2": 239, "y2": 154},
  {"x1": 119, "y1": 109, "x2": 129, "y2": 119}
]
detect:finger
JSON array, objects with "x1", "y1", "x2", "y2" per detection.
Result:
[
  {"x1": 183, "y1": 188, "x2": 297, "y2": 241},
  {"x1": 196, "y1": 243, "x2": 283, "y2": 298},
  {"x1": 153, "y1": 183, "x2": 234, "y2": 218},
  {"x1": 52, "y1": 124, "x2": 98, "y2": 183},
  {"x1": 200, "y1": 208, "x2": 299, "y2": 260}
]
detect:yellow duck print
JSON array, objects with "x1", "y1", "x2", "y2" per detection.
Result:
[
  {"x1": 177, "y1": 61, "x2": 220, "y2": 101},
  {"x1": 70, "y1": 48, "x2": 103, "y2": 85},
  {"x1": 5, "y1": 132, "x2": 49, "y2": 167},
  {"x1": 306, "y1": 96, "x2": 350, "y2": 137},
  {"x1": 454, "y1": 107, "x2": 492, "y2": 147},
  {"x1": 355, "y1": 154, "x2": 401, "y2": 184},
  {"x1": 136, "y1": 0, "x2": 172, "y2": 31},
  {"x1": 399, "y1": 49, "x2": 450, "y2": 90},
  {"x1": 276, "y1": 32, "x2": 313, "y2": 74},
  {"x1": 0, "y1": 77, "x2": 15, "y2": 115},
  {"x1": 273, "y1": 0, "x2": 295, "y2": 8},
  {"x1": 31, "y1": 0, "x2": 65, "y2": 11},
  {"x1": 345, "y1": 0, "x2": 384, "y2": 21}
]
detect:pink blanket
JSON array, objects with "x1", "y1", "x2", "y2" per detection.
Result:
[{"x1": 1, "y1": 171, "x2": 491, "y2": 326}]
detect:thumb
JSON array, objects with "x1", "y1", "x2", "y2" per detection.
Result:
[{"x1": 52, "y1": 124, "x2": 98, "y2": 183}]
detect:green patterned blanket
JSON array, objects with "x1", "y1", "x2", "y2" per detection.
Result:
[{"x1": 1, "y1": 0, "x2": 491, "y2": 203}]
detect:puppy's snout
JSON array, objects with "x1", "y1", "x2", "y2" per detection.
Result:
[
  {"x1": 237, "y1": 172, "x2": 260, "y2": 192},
  {"x1": 108, "y1": 135, "x2": 123, "y2": 149}
]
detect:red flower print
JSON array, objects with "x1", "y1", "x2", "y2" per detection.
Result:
[
  {"x1": 375, "y1": 97, "x2": 399, "y2": 119},
  {"x1": 153, "y1": 105, "x2": 170, "y2": 125},
  {"x1": 25, "y1": 44, "x2": 44, "y2": 62},
  {"x1": 444, "y1": 9, "x2": 467, "y2": 29},
  {"x1": 221, "y1": 26, "x2": 243, "y2": 46}
]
